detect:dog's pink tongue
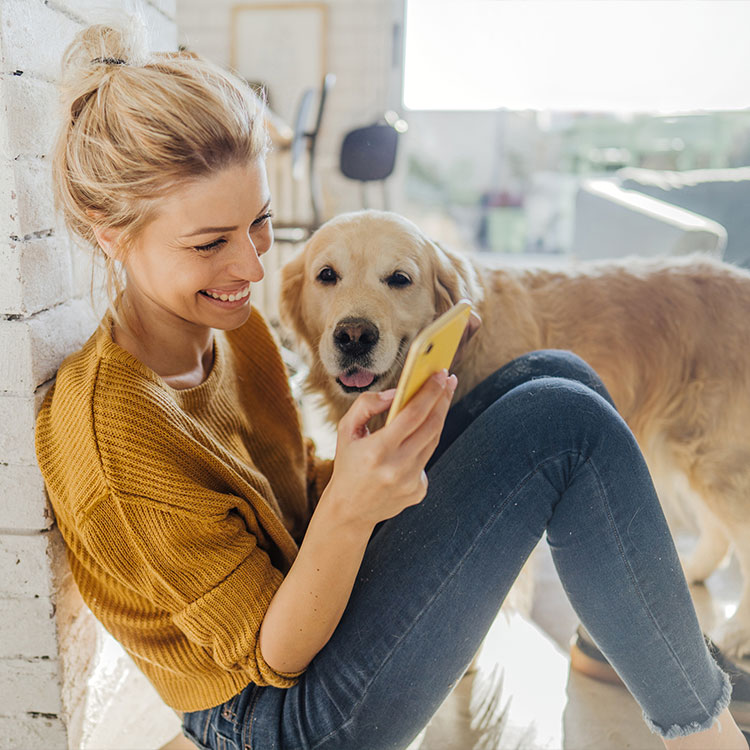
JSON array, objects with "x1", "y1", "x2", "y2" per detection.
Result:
[{"x1": 339, "y1": 369, "x2": 376, "y2": 388}]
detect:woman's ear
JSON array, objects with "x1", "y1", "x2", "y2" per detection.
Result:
[{"x1": 92, "y1": 225, "x2": 123, "y2": 260}]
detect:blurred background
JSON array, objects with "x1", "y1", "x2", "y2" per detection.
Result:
[{"x1": 176, "y1": 0, "x2": 750, "y2": 279}]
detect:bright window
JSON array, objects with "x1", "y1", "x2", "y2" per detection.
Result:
[{"x1": 403, "y1": 0, "x2": 750, "y2": 112}]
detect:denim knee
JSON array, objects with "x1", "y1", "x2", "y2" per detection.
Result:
[
  {"x1": 433, "y1": 350, "x2": 616, "y2": 469},
  {"x1": 497, "y1": 374, "x2": 622, "y2": 455},
  {"x1": 497, "y1": 349, "x2": 615, "y2": 409}
]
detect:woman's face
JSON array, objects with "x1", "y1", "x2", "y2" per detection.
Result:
[{"x1": 122, "y1": 158, "x2": 273, "y2": 332}]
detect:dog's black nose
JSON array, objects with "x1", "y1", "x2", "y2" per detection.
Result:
[{"x1": 334, "y1": 318, "x2": 380, "y2": 357}]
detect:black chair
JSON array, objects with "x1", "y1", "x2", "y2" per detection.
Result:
[
  {"x1": 273, "y1": 73, "x2": 336, "y2": 243},
  {"x1": 339, "y1": 119, "x2": 402, "y2": 210}
]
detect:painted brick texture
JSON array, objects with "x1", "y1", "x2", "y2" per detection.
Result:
[{"x1": 0, "y1": 1, "x2": 177, "y2": 746}]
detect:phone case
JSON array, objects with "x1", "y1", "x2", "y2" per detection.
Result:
[{"x1": 385, "y1": 300, "x2": 472, "y2": 425}]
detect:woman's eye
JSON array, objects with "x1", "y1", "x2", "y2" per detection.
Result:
[
  {"x1": 193, "y1": 238, "x2": 226, "y2": 253},
  {"x1": 386, "y1": 271, "x2": 412, "y2": 288},
  {"x1": 316, "y1": 267, "x2": 338, "y2": 284}
]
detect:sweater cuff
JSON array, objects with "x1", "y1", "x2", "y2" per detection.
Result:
[
  {"x1": 254, "y1": 638, "x2": 306, "y2": 686},
  {"x1": 172, "y1": 546, "x2": 300, "y2": 688}
]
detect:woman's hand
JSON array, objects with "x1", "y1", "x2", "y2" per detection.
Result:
[
  {"x1": 322, "y1": 370, "x2": 458, "y2": 530},
  {"x1": 260, "y1": 370, "x2": 457, "y2": 675}
]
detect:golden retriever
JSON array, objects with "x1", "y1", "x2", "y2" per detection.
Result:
[{"x1": 279, "y1": 209, "x2": 750, "y2": 657}]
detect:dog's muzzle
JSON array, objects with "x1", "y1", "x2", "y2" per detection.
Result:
[{"x1": 333, "y1": 317, "x2": 381, "y2": 391}]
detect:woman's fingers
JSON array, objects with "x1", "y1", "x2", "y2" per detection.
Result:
[
  {"x1": 339, "y1": 388, "x2": 396, "y2": 439},
  {"x1": 387, "y1": 370, "x2": 453, "y2": 440},
  {"x1": 401, "y1": 377, "x2": 456, "y2": 461},
  {"x1": 335, "y1": 367, "x2": 453, "y2": 480},
  {"x1": 329, "y1": 371, "x2": 455, "y2": 524}
]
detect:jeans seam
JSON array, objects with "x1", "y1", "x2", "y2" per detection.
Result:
[
  {"x1": 586, "y1": 454, "x2": 716, "y2": 719},
  {"x1": 201, "y1": 707, "x2": 213, "y2": 746},
  {"x1": 306, "y1": 449, "x2": 579, "y2": 749},
  {"x1": 222, "y1": 693, "x2": 239, "y2": 723},
  {"x1": 182, "y1": 724, "x2": 211, "y2": 750},
  {"x1": 243, "y1": 685, "x2": 263, "y2": 750}
]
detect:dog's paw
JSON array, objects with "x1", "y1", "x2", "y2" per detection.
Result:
[{"x1": 712, "y1": 614, "x2": 750, "y2": 660}]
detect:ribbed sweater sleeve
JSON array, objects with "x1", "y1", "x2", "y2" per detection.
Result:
[
  {"x1": 35, "y1": 308, "x2": 325, "y2": 709},
  {"x1": 80, "y1": 491, "x2": 302, "y2": 687}
]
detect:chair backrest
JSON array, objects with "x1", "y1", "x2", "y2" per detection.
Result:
[
  {"x1": 306, "y1": 74, "x2": 336, "y2": 227},
  {"x1": 277, "y1": 75, "x2": 336, "y2": 230},
  {"x1": 309, "y1": 73, "x2": 336, "y2": 141},
  {"x1": 339, "y1": 124, "x2": 400, "y2": 182},
  {"x1": 289, "y1": 87, "x2": 315, "y2": 178}
]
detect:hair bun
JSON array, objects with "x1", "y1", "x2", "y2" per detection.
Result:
[
  {"x1": 62, "y1": 15, "x2": 148, "y2": 74},
  {"x1": 59, "y1": 15, "x2": 149, "y2": 123}
]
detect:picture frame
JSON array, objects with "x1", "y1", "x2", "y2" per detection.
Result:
[{"x1": 230, "y1": 2, "x2": 329, "y2": 123}]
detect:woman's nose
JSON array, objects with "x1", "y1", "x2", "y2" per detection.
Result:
[{"x1": 232, "y1": 235, "x2": 265, "y2": 282}]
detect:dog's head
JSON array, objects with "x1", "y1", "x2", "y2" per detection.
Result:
[{"x1": 279, "y1": 210, "x2": 481, "y2": 420}]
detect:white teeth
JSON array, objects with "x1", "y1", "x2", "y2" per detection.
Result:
[{"x1": 203, "y1": 286, "x2": 249, "y2": 301}]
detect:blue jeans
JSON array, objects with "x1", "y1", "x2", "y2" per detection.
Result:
[{"x1": 183, "y1": 350, "x2": 730, "y2": 750}]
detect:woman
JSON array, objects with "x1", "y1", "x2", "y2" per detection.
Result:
[{"x1": 36, "y1": 19, "x2": 747, "y2": 750}]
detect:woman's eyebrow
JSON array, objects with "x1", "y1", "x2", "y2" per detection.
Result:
[
  {"x1": 180, "y1": 199, "x2": 272, "y2": 238},
  {"x1": 181, "y1": 224, "x2": 237, "y2": 237}
]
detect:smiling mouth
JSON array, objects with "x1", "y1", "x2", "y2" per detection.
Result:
[
  {"x1": 199, "y1": 285, "x2": 250, "y2": 302},
  {"x1": 336, "y1": 367, "x2": 380, "y2": 393}
]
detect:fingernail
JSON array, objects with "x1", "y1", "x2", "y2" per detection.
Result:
[
  {"x1": 434, "y1": 369, "x2": 448, "y2": 387},
  {"x1": 447, "y1": 374, "x2": 457, "y2": 393},
  {"x1": 378, "y1": 388, "x2": 396, "y2": 400}
]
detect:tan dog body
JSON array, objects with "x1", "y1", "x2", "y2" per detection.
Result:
[{"x1": 280, "y1": 210, "x2": 750, "y2": 655}]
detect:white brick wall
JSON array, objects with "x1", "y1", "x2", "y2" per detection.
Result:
[
  {"x1": 0, "y1": 299, "x2": 97, "y2": 394},
  {"x1": 0, "y1": 1, "x2": 177, "y2": 747}
]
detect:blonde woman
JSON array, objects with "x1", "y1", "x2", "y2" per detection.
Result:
[{"x1": 36, "y1": 19, "x2": 748, "y2": 750}]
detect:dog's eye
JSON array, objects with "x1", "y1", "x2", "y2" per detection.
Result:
[
  {"x1": 385, "y1": 272, "x2": 412, "y2": 288},
  {"x1": 316, "y1": 267, "x2": 338, "y2": 284}
]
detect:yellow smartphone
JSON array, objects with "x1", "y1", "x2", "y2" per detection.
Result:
[{"x1": 385, "y1": 300, "x2": 472, "y2": 425}]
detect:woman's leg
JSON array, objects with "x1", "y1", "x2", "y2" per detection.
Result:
[
  {"x1": 428, "y1": 349, "x2": 617, "y2": 471},
  {"x1": 185, "y1": 351, "x2": 734, "y2": 750},
  {"x1": 663, "y1": 708, "x2": 745, "y2": 750}
]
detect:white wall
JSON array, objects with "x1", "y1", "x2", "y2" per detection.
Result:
[
  {"x1": 177, "y1": 0, "x2": 407, "y2": 218},
  {"x1": 0, "y1": 2, "x2": 177, "y2": 746}
]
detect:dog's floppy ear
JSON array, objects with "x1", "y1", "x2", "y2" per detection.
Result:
[
  {"x1": 279, "y1": 246, "x2": 309, "y2": 343},
  {"x1": 430, "y1": 240, "x2": 482, "y2": 315}
]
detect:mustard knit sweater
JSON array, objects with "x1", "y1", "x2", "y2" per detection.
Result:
[{"x1": 35, "y1": 307, "x2": 333, "y2": 711}]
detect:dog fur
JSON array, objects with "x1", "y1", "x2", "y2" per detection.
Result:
[{"x1": 279, "y1": 209, "x2": 750, "y2": 657}]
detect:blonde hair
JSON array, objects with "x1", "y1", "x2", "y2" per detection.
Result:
[{"x1": 52, "y1": 16, "x2": 269, "y2": 323}]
